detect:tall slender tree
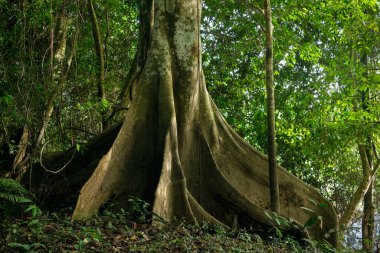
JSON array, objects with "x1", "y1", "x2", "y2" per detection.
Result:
[
  {"x1": 87, "y1": 0, "x2": 107, "y2": 130},
  {"x1": 264, "y1": 0, "x2": 279, "y2": 213},
  {"x1": 360, "y1": 53, "x2": 375, "y2": 252}
]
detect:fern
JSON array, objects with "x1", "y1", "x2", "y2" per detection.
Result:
[
  {"x1": 0, "y1": 177, "x2": 35, "y2": 217},
  {"x1": 0, "y1": 192, "x2": 32, "y2": 204},
  {"x1": 0, "y1": 178, "x2": 30, "y2": 198}
]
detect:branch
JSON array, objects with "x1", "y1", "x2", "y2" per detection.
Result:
[
  {"x1": 372, "y1": 143, "x2": 379, "y2": 161},
  {"x1": 65, "y1": 127, "x2": 96, "y2": 136}
]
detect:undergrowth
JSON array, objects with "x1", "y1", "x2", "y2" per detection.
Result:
[
  {"x1": 0, "y1": 177, "x2": 41, "y2": 218},
  {"x1": 0, "y1": 197, "x2": 364, "y2": 252}
]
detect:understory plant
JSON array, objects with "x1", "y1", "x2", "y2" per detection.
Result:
[{"x1": 0, "y1": 177, "x2": 40, "y2": 217}]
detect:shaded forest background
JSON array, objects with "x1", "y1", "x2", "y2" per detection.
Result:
[{"x1": 0, "y1": 0, "x2": 379, "y2": 250}]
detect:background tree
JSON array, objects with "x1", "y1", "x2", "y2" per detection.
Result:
[
  {"x1": 264, "y1": 0, "x2": 279, "y2": 213},
  {"x1": 87, "y1": 0, "x2": 107, "y2": 130},
  {"x1": 202, "y1": 0, "x2": 379, "y2": 249}
]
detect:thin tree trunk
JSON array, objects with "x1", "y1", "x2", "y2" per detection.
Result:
[
  {"x1": 35, "y1": 2, "x2": 69, "y2": 148},
  {"x1": 363, "y1": 180, "x2": 374, "y2": 251},
  {"x1": 361, "y1": 52, "x2": 375, "y2": 252},
  {"x1": 87, "y1": 0, "x2": 106, "y2": 130},
  {"x1": 11, "y1": 127, "x2": 29, "y2": 176},
  {"x1": 339, "y1": 52, "x2": 380, "y2": 236},
  {"x1": 339, "y1": 144, "x2": 379, "y2": 230},
  {"x1": 264, "y1": 0, "x2": 279, "y2": 213}
]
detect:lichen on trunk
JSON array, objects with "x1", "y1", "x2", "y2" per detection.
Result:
[{"x1": 72, "y1": 0, "x2": 338, "y2": 246}]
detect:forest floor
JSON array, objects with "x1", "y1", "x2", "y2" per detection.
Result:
[{"x1": 0, "y1": 204, "x2": 356, "y2": 253}]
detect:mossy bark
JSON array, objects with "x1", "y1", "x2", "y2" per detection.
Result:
[{"x1": 72, "y1": 0, "x2": 338, "y2": 246}]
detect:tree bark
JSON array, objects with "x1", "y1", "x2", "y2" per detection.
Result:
[
  {"x1": 362, "y1": 179, "x2": 374, "y2": 251},
  {"x1": 111, "y1": 0, "x2": 154, "y2": 120},
  {"x1": 72, "y1": 0, "x2": 338, "y2": 246},
  {"x1": 339, "y1": 144, "x2": 379, "y2": 231},
  {"x1": 361, "y1": 52, "x2": 374, "y2": 252},
  {"x1": 264, "y1": 0, "x2": 279, "y2": 213}
]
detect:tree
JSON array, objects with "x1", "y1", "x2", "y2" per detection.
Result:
[
  {"x1": 360, "y1": 53, "x2": 375, "y2": 252},
  {"x1": 264, "y1": 0, "x2": 279, "y2": 213},
  {"x1": 70, "y1": 0, "x2": 337, "y2": 246},
  {"x1": 8, "y1": 0, "x2": 82, "y2": 180},
  {"x1": 327, "y1": 2, "x2": 380, "y2": 242},
  {"x1": 199, "y1": 0, "x2": 380, "y2": 248},
  {"x1": 87, "y1": 0, "x2": 107, "y2": 130}
]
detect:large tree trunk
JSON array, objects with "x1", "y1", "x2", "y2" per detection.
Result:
[{"x1": 72, "y1": 0, "x2": 338, "y2": 246}]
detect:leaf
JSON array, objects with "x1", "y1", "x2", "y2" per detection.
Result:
[
  {"x1": 24, "y1": 205, "x2": 36, "y2": 213},
  {"x1": 25, "y1": 204, "x2": 42, "y2": 217},
  {"x1": 0, "y1": 94, "x2": 13, "y2": 105},
  {"x1": 264, "y1": 211, "x2": 273, "y2": 220},
  {"x1": 304, "y1": 215, "x2": 321, "y2": 228},
  {"x1": 30, "y1": 242, "x2": 46, "y2": 249},
  {"x1": 0, "y1": 193, "x2": 32, "y2": 204},
  {"x1": 308, "y1": 199, "x2": 318, "y2": 206},
  {"x1": 275, "y1": 227, "x2": 283, "y2": 238},
  {"x1": 318, "y1": 202, "x2": 329, "y2": 208},
  {"x1": 300, "y1": 206, "x2": 316, "y2": 214},
  {"x1": 8, "y1": 242, "x2": 31, "y2": 251},
  {"x1": 28, "y1": 219, "x2": 40, "y2": 227}
]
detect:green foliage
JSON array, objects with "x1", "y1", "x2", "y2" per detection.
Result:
[
  {"x1": 0, "y1": 178, "x2": 41, "y2": 218},
  {"x1": 25, "y1": 204, "x2": 43, "y2": 218},
  {"x1": 74, "y1": 226, "x2": 103, "y2": 250},
  {"x1": 0, "y1": 90, "x2": 13, "y2": 106},
  {"x1": 8, "y1": 242, "x2": 46, "y2": 252},
  {"x1": 0, "y1": 178, "x2": 32, "y2": 216},
  {"x1": 0, "y1": 0, "x2": 139, "y2": 155},
  {"x1": 127, "y1": 196, "x2": 151, "y2": 223},
  {"x1": 202, "y1": 1, "x2": 380, "y2": 231},
  {"x1": 264, "y1": 211, "x2": 303, "y2": 238}
]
